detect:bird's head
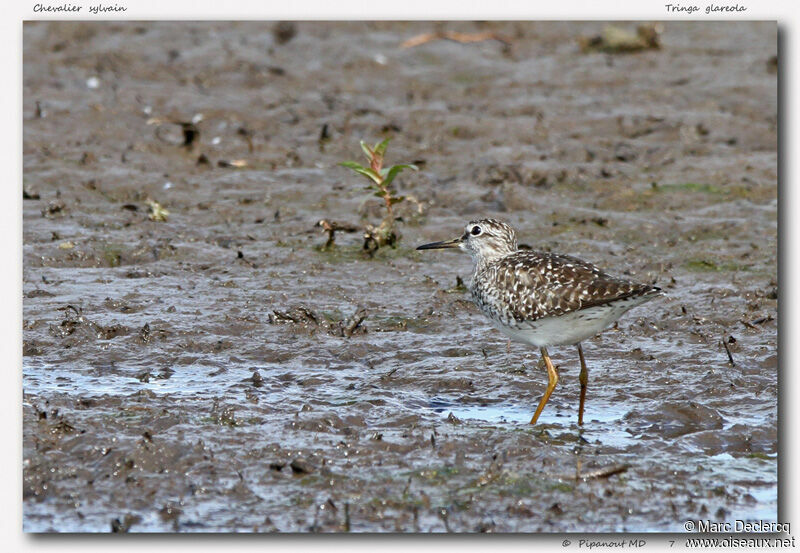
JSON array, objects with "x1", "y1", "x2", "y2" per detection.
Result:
[{"x1": 417, "y1": 218, "x2": 517, "y2": 264}]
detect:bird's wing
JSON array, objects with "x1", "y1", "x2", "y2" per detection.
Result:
[{"x1": 479, "y1": 251, "x2": 656, "y2": 322}]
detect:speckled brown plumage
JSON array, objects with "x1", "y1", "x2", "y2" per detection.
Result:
[
  {"x1": 471, "y1": 250, "x2": 659, "y2": 330},
  {"x1": 418, "y1": 218, "x2": 661, "y2": 344},
  {"x1": 417, "y1": 218, "x2": 663, "y2": 426}
]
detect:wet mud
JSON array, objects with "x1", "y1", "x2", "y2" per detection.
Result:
[{"x1": 23, "y1": 21, "x2": 777, "y2": 532}]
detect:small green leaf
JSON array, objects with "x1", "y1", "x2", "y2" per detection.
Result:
[
  {"x1": 389, "y1": 195, "x2": 405, "y2": 205},
  {"x1": 340, "y1": 161, "x2": 382, "y2": 184},
  {"x1": 374, "y1": 138, "x2": 391, "y2": 157},
  {"x1": 360, "y1": 140, "x2": 373, "y2": 160},
  {"x1": 383, "y1": 164, "x2": 418, "y2": 186},
  {"x1": 340, "y1": 161, "x2": 366, "y2": 171},
  {"x1": 360, "y1": 168, "x2": 383, "y2": 184},
  {"x1": 373, "y1": 191, "x2": 387, "y2": 198}
]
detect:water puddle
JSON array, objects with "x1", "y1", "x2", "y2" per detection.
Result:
[{"x1": 429, "y1": 396, "x2": 639, "y2": 448}]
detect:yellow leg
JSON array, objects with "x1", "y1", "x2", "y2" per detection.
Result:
[
  {"x1": 530, "y1": 347, "x2": 559, "y2": 425},
  {"x1": 577, "y1": 343, "x2": 588, "y2": 426}
]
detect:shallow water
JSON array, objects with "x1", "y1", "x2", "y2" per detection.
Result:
[{"x1": 23, "y1": 21, "x2": 777, "y2": 532}]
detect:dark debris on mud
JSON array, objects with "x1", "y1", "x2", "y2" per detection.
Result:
[{"x1": 269, "y1": 305, "x2": 367, "y2": 337}]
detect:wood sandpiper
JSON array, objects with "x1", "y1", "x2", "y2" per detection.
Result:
[{"x1": 417, "y1": 218, "x2": 662, "y2": 426}]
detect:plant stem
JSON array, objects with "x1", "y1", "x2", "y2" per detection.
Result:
[{"x1": 383, "y1": 188, "x2": 394, "y2": 221}]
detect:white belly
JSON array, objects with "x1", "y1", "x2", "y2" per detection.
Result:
[{"x1": 492, "y1": 295, "x2": 653, "y2": 347}]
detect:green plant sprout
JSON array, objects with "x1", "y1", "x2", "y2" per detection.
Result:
[{"x1": 340, "y1": 138, "x2": 417, "y2": 254}]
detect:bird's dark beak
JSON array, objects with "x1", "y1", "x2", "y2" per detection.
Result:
[{"x1": 416, "y1": 236, "x2": 463, "y2": 250}]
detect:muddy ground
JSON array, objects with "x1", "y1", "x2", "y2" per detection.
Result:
[{"x1": 22, "y1": 21, "x2": 777, "y2": 532}]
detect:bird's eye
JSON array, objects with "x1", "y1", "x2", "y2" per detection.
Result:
[{"x1": 471, "y1": 226, "x2": 482, "y2": 236}]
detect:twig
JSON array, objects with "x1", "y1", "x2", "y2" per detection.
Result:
[
  {"x1": 740, "y1": 315, "x2": 773, "y2": 329},
  {"x1": 750, "y1": 315, "x2": 774, "y2": 326},
  {"x1": 577, "y1": 463, "x2": 629, "y2": 480},
  {"x1": 553, "y1": 463, "x2": 629, "y2": 481},
  {"x1": 401, "y1": 30, "x2": 512, "y2": 49},
  {"x1": 439, "y1": 507, "x2": 452, "y2": 533},
  {"x1": 722, "y1": 336, "x2": 735, "y2": 366},
  {"x1": 342, "y1": 307, "x2": 367, "y2": 337},
  {"x1": 382, "y1": 366, "x2": 400, "y2": 380},
  {"x1": 316, "y1": 219, "x2": 359, "y2": 250}
]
